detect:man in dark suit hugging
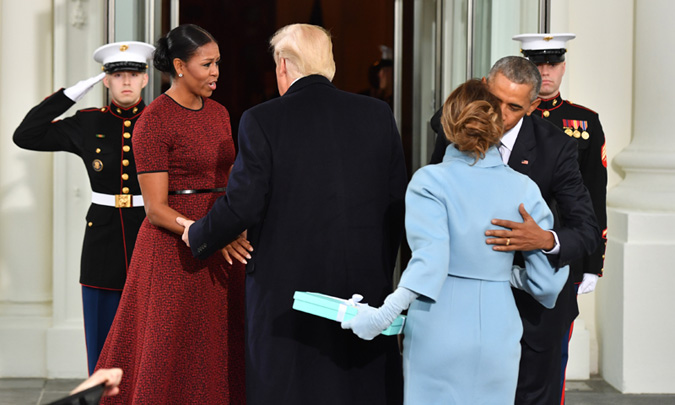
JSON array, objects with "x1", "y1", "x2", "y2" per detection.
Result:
[{"x1": 430, "y1": 56, "x2": 600, "y2": 404}]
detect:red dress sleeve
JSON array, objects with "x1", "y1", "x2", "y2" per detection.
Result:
[{"x1": 133, "y1": 99, "x2": 170, "y2": 174}]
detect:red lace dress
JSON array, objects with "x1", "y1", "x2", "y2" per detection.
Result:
[{"x1": 96, "y1": 95, "x2": 245, "y2": 404}]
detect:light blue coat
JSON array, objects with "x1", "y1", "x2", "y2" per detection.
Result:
[{"x1": 398, "y1": 145, "x2": 568, "y2": 404}]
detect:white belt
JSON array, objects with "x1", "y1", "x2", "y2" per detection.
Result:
[{"x1": 91, "y1": 191, "x2": 144, "y2": 208}]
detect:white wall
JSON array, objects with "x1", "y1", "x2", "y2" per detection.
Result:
[
  {"x1": 0, "y1": 0, "x2": 55, "y2": 378},
  {"x1": 602, "y1": 0, "x2": 675, "y2": 393},
  {"x1": 553, "y1": 0, "x2": 675, "y2": 394},
  {"x1": 0, "y1": 0, "x2": 104, "y2": 378},
  {"x1": 550, "y1": 0, "x2": 636, "y2": 379}
]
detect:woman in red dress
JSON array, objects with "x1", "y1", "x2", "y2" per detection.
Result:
[{"x1": 96, "y1": 24, "x2": 247, "y2": 403}]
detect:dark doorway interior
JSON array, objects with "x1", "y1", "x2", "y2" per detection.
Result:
[
  {"x1": 164, "y1": 0, "x2": 411, "y2": 267},
  {"x1": 165, "y1": 0, "x2": 395, "y2": 142}
]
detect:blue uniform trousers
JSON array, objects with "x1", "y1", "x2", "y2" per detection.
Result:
[{"x1": 82, "y1": 285, "x2": 121, "y2": 375}]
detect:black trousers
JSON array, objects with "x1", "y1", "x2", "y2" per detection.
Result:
[{"x1": 515, "y1": 339, "x2": 562, "y2": 405}]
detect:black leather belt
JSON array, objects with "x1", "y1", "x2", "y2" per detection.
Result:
[{"x1": 168, "y1": 187, "x2": 227, "y2": 195}]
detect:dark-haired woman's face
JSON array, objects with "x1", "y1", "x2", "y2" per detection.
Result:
[{"x1": 181, "y1": 41, "x2": 220, "y2": 98}]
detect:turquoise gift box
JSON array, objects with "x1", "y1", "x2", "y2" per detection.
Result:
[{"x1": 292, "y1": 291, "x2": 406, "y2": 336}]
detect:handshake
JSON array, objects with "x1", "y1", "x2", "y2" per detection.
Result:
[{"x1": 175, "y1": 217, "x2": 253, "y2": 265}]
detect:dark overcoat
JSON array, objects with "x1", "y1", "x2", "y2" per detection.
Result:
[
  {"x1": 189, "y1": 75, "x2": 407, "y2": 404},
  {"x1": 13, "y1": 89, "x2": 146, "y2": 290}
]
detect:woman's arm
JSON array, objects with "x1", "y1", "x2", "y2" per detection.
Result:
[
  {"x1": 341, "y1": 287, "x2": 418, "y2": 340},
  {"x1": 138, "y1": 172, "x2": 187, "y2": 235}
]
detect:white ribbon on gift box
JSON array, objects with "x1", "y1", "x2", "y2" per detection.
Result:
[
  {"x1": 336, "y1": 294, "x2": 364, "y2": 322},
  {"x1": 337, "y1": 304, "x2": 348, "y2": 322}
]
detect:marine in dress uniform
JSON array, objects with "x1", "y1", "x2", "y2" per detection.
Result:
[
  {"x1": 514, "y1": 33, "x2": 608, "y2": 404},
  {"x1": 13, "y1": 41, "x2": 155, "y2": 375}
]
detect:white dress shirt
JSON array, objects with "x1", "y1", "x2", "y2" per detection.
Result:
[{"x1": 499, "y1": 118, "x2": 522, "y2": 165}]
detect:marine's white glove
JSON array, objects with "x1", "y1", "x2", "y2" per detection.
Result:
[
  {"x1": 578, "y1": 273, "x2": 599, "y2": 294},
  {"x1": 341, "y1": 287, "x2": 418, "y2": 341},
  {"x1": 63, "y1": 72, "x2": 106, "y2": 102}
]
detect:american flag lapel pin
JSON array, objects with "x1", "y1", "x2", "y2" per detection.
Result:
[{"x1": 521, "y1": 159, "x2": 529, "y2": 165}]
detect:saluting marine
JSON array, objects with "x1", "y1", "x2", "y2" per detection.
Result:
[
  {"x1": 514, "y1": 33, "x2": 608, "y2": 404},
  {"x1": 13, "y1": 41, "x2": 155, "y2": 375}
]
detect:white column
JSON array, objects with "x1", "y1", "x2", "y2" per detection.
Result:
[
  {"x1": 0, "y1": 0, "x2": 105, "y2": 378},
  {"x1": 600, "y1": 0, "x2": 675, "y2": 394},
  {"x1": 47, "y1": 0, "x2": 105, "y2": 378},
  {"x1": 550, "y1": 0, "x2": 636, "y2": 380},
  {"x1": 0, "y1": 0, "x2": 54, "y2": 377}
]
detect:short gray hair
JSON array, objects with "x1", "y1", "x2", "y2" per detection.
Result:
[
  {"x1": 487, "y1": 56, "x2": 541, "y2": 102},
  {"x1": 269, "y1": 24, "x2": 336, "y2": 81}
]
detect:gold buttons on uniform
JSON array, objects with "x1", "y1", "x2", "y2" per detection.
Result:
[
  {"x1": 122, "y1": 159, "x2": 130, "y2": 166},
  {"x1": 123, "y1": 132, "x2": 131, "y2": 139},
  {"x1": 124, "y1": 120, "x2": 131, "y2": 127},
  {"x1": 88, "y1": 222, "x2": 93, "y2": 227},
  {"x1": 543, "y1": 110, "x2": 550, "y2": 118},
  {"x1": 122, "y1": 187, "x2": 130, "y2": 194},
  {"x1": 92, "y1": 159, "x2": 103, "y2": 171},
  {"x1": 96, "y1": 148, "x2": 101, "y2": 153},
  {"x1": 100, "y1": 107, "x2": 106, "y2": 112},
  {"x1": 123, "y1": 145, "x2": 131, "y2": 152},
  {"x1": 122, "y1": 173, "x2": 129, "y2": 181}
]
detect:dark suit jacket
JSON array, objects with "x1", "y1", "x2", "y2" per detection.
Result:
[
  {"x1": 430, "y1": 110, "x2": 600, "y2": 350},
  {"x1": 189, "y1": 75, "x2": 406, "y2": 404},
  {"x1": 536, "y1": 93, "x2": 608, "y2": 282}
]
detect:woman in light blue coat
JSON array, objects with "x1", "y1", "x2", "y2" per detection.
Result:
[{"x1": 343, "y1": 79, "x2": 568, "y2": 404}]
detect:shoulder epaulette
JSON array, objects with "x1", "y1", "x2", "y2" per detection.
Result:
[
  {"x1": 79, "y1": 106, "x2": 108, "y2": 113},
  {"x1": 565, "y1": 100, "x2": 598, "y2": 115}
]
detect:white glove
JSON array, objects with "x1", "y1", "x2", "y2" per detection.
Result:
[
  {"x1": 63, "y1": 72, "x2": 106, "y2": 102},
  {"x1": 341, "y1": 287, "x2": 417, "y2": 340},
  {"x1": 578, "y1": 273, "x2": 599, "y2": 294}
]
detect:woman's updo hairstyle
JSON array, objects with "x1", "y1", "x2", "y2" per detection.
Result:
[
  {"x1": 441, "y1": 79, "x2": 504, "y2": 163},
  {"x1": 153, "y1": 24, "x2": 216, "y2": 77}
]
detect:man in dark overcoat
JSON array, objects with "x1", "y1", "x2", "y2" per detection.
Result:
[
  {"x1": 429, "y1": 56, "x2": 601, "y2": 404},
  {"x1": 178, "y1": 24, "x2": 406, "y2": 405}
]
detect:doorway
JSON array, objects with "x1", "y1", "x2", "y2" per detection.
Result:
[
  {"x1": 109, "y1": 0, "x2": 395, "y2": 143},
  {"x1": 108, "y1": 0, "x2": 544, "y2": 173}
]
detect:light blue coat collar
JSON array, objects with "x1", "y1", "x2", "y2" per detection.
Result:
[{"x1": 442, "y1": 144, "x2": 504, "y2": 168}]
